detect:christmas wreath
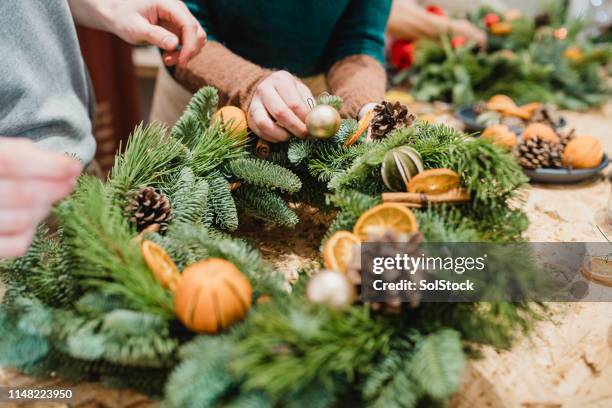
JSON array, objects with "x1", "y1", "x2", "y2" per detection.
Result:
[{"x1": 0, "y1": 87, "x2": 538, "y2": 407}]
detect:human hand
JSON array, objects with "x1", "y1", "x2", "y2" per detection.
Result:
[
  {"x1": 69, "y1": 0, "x2": 206, "y2": 67},
  {"x1": 449, "y1": 20, "x2": 487, "y2": 48},
  {"x1": 0, "y1": 138, "x2": 82, "y2": 258},
  {"x1": 248, "y1": 71, "x2": 314, "y2": 142}
]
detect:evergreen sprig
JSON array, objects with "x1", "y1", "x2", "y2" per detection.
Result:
[
  {"x1": 235, "y1": 185, "x2": 299, "y2": 227},
  {"x1": 227, "y1": 157, "x2": 302, "y2": 193}
]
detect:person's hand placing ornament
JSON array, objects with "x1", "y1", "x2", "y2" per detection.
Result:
[{"x1": 247, "y1": 71, "x2": 314, "y2": 142}]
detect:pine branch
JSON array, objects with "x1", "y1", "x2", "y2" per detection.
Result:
[
  {"x1": 206, "y1": 173, "x2": 239, "y2": 231},
  {"x1": 169, "y1": 167, "x2": 210, "y2": 225},
  {"x1": 317, "y1": 93, "x2": 343, "y2": 111},
  {"x1": 227, "y1": 157, "x2": 302, "y2": 193},
  {"x1": 190, "y1": 121, "x2": 247, "y2": 176},
  {"x1": 185, "y1": 86, "x2": 219, "y2": 128},
  {"x1": 409, "y1": 329, "x2": 464, "y2": 400},
  {"x1": 58, "y1": 177, "x2": 174, "y2": 318},
  {"x1": 109, "y1": 122, "x2": 187, "y2": 205},
  {"x1": 235, "y1": 185, "x2": 299, "y2": 227},
  {"x1": 171, "y1": 111, "x2": 202, "y2": 150}
]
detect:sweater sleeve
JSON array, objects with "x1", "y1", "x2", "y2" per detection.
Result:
[
  {"x1": 174, "y1": 41, "x2": 272, "y2": 112},
  {"x1": 323, "y1": 0, "x2": 392, "y2": 67},
  {"x1": 326, "y1": 55, "x2": 386, "y2": 118}
]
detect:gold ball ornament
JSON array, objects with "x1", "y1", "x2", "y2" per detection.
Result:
[
  {"x1": 306, "y1": 270, "x2": 356, "y2": 309},
  {"x1": 562, "y1": 136, "x2": 603, "y2": 169},
  {"x1": 174, "y1": 258, "x2": 253, "y2": 333},
  {"x1": 306, "y1": 105, "x2": 341, "y2": 140}
]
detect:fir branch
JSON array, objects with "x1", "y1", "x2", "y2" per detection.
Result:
[
  {"x1": 206, "y1": 173, "x2": 239, "y2": 231},
  {"x1": 169, "y1": 167, "x2": 210, "y2": 225},
  {"x1": 227, "y1": 157, "x2": 302, "y2": 193},
  {"x1": 235, "y1": 185, "x2": 299, "y2": 227},
  {"x1": 409, "y1": 329, "x2": 464, "y2": 400},
  {"x1": 185, "y1": 86, "x2": 219, "y2": 128},
  {"x1": 171, "y1": 111, "x2": 203, "y2": 150},
  {"x1": 316, "y1": 93, "x2": 343, "y2": 111},
  {"x1": 287, "y1": 139, "x2": 316, "y2": 165}
]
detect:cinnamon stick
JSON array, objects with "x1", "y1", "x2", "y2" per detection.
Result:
[
  {"x1": 255, "y1": 138, "x2": 271, "y2": 159},
  {"x1": 382, "y1": 188, "x2": 471, "y2": 205}
]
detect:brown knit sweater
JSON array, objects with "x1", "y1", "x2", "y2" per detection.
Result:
[{"x1": 175, "y1": 42, "x2": 385, "y2": 119}]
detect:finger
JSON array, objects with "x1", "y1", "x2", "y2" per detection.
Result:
[
  {"x1": 157, "y1": 1, "x2": 202, "y2": 66},
  {"x1": 142, "y1": 23, "x2": 180, "y2": 50},
  {"x1": 0, "y1": 206, "x2": 51, "y2": 234},
  {"x1": 275, "y1": 81, "x2": 311, "y2": 123},
  {"x1": 0, "y1": 227, "x2": 37, "y2": 259},
  {"x1": 162, "y1": 50, "x2": 180, "y2": 66},
  {"x1": 0, "y1": 143, "x2": 82, "y2": 179},
  {"x1": 0, "y1": 179, "x2": 77, "y2": 208},
  {"x1": 261, "y1": 87, "x2": 307, "y2": 137},
  {"x1": 295, "y1": 82, "x2": 315, "y2": 106},
  {"x1": 248, "y1": 97, "x2": 290, "y2": 142}
]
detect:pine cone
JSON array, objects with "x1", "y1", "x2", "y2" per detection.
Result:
[
  {"x1": 125, "y1": 186, "x2": 172, "y2": 233},
  {"x1": 369, "y1": 101, "x2": 416, "y2": 140},
  {"x1": 558, "y1": 128, "x2": 576, "y2": 149},
  {"x1": 531, "y1": 104, "x2": 562, "y2": 128},
  {"x1": 515, "y1": 137, "x2": 562, "y2": 169},
  {"x1": 346, "y1": 230, "x2": 425, "y2": 313}
]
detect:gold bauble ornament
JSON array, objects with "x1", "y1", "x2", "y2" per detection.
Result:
[
  {"x1": 306, "y1": 105, "x2": 341, "y2": 140},
  {"x1": 306, "y1": 270, "x2": 355, "y2": 309}
]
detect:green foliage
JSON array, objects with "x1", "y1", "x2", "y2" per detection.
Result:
[
  {"x1": 185, "y1": 86, "x2": 219, "y2": 129},
  {"x1": 169, "y1": 167, "x2": 210, "y2": 225},
  {"x1": 235, "y1": 185, "x2": 299, "y2": 227},
  {"x1": 190, "y1": 121, "x2": 247, "y2": 176},
  {"x1": 205, "y1": 172, "x2": 239, "y2": 231},
  {"x1": 59, "y1": 177, "x2": 174, "y2": 318},
  {"x1": 109, "y1": 122, "x2": 187, "y2": 205},
  {"x1": 227, "y1": 157, "x2": 302, "y2": 193},
  {"x1": 316, "y1": 93, "x2": 343, "y2": 111}
]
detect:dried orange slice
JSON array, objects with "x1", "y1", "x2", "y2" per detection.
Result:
[
  {"x1": 141, "y1": 240, "x2": 181, "y2": 291},
  {"x1": 407, "y1": 168, "x2": 460, "y2": 194},
  {"x1": 345, "y1": 109, "x2": 373, "y2": 146},
  {"x1": 519, "y1": 102, "x2": 543, "y2": 116},
  {"x1": 323, "y1": 231, "x2": 361, "y2": 274},
  {"x1": 353, "y1": 203, "x2": 418, "y2": 241}
]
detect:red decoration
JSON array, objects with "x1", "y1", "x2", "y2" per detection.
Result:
[
  {"x1": 484, "y1": 13, "x2": 501, "y2": 28},
  {"x1": 451, "y1": 36, "x2": 466, "y2": 48},
  {"x1": 390, "y1": 40, "x2": 415, "y2": 70},
  {"x1": 425, "y1": 5, "x2": 445, "y2": 17}
]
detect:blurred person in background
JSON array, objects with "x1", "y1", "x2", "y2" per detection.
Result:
[
  {"x1": 0, "y1": 0, "x2": 205, "y2": 258},
  {"x1": 388, "y1": 0, "x2": 488, "y2": 47},
  {"x1": 151, "y1": 0, "x2": 392, "y2": 142}
]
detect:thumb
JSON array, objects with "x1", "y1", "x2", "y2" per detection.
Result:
[{"x1": 142, "y1": 24, "x2": 180, "y2": 50}]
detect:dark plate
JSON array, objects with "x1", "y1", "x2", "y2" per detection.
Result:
[
  {"x1": 523, "y1": 154, "x2": 609, "y2": 184},
  {"x1": 456, "y1": 106, "x2": 567, "y2": 133}
]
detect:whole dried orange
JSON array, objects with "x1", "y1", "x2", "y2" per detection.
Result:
[
  {"x1": 212, "y1": 106, "x2": 248, "y2": 139},
  {"x1": 345, "y1": 109, "x2": 373, "y2": 146},
  {"x1": 323, "y1": 231, "x2": 361, "y2": 274},
  {"x1": 141, "y1": 240, "x2": 181, "y2": 291},
  {"x1": 407, "y1": 168, "x2": 460, "y2": 194},
  {"x1": 353, "y1": 203, "x2": 418, "y2": 241}
]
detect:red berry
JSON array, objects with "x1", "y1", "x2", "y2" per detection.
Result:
[
  {"x1": 484, "y1": 13, "x2": 501, "y2": 27},
  {"x1": 451, "y1": 36, "x2": 466, "y2": 48},
  {"x1": 390, "y1": 40, "x2": 415, "y2": 70},
  {"x1": 425, "y1": 5, "x2": 445, "y2": 17}
]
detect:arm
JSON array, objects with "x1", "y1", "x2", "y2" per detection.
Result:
[
  {"x1": 324, "y1": 0, "x2": 392, "y2": 118},
  {"x1": 67, "y1": 0, "x2": 206, "y2": 66},
  {"x1": 387, "y1": 0, "x2": 486, "y2": 46}
]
